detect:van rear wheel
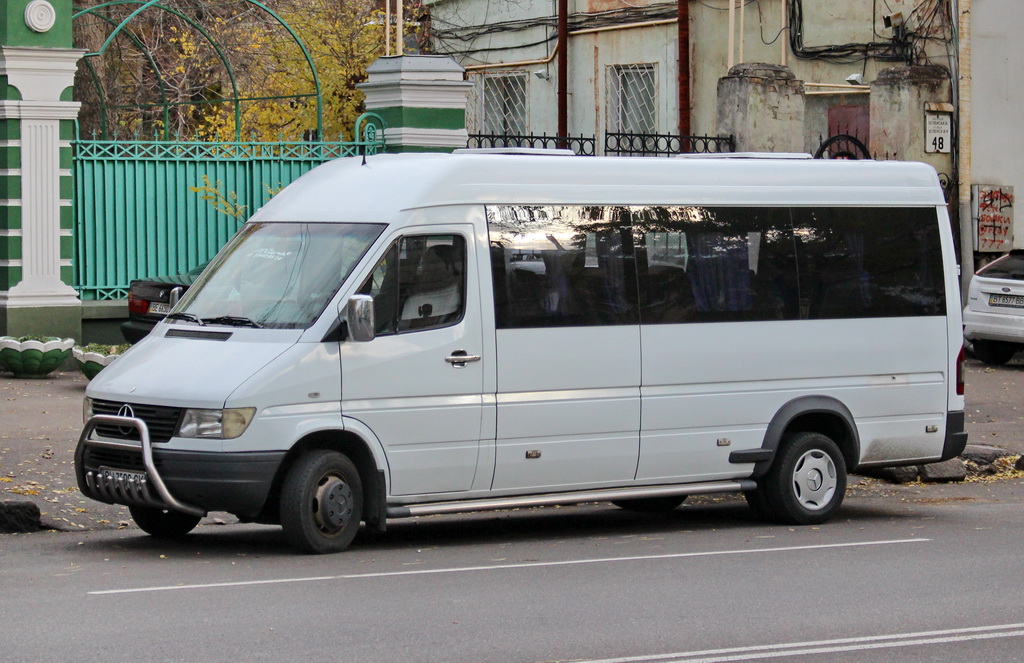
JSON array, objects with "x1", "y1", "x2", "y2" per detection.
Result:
[
  {"x1": 280, "y1": 450, "x2": 363, "y2": 554},
  {"x1": 753, "y1": 432, "x2": 846, "y2": 525},
  {"x1": 129, "y1": 505, "x2": 201, "y2": 538},
  {"x1": 612, "y1": 495, "x2": 687, "y2": 513}
]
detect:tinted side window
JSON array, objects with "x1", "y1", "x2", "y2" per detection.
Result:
[
  {"x1": 488, "y1": 206, "x2": 639, "y2": 328},
  {"x1": 794, "y1": 207, "x2": 944, "y2": 318},
  {"x1": 359, "y1": 234, "x2": 466, "y2": 334},
  {"x1": 635, "y1": 206, "x2": 797, "y2": 324}
]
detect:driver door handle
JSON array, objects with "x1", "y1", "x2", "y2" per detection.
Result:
[{"x1": 445, "y1": 351, "x2": 481, "y2": 368}]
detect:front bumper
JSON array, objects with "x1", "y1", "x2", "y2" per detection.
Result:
[
  {"x1": 120, "y1": 319, "x2": 157, "y2": 344},
  {"x1": 75, "y1": 415, "x2": 284, "y2": 518}
]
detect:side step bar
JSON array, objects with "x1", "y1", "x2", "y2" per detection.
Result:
[{"x1": 387, "y1": 480, "x2": 757, "y2": 519}]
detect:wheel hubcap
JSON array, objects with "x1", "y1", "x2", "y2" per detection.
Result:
[
  {"x1": 791, "y1": 450, "x2": 837, "y2": 511},
  {"x1": 313, "y1": 473, "x2": 353, "y2": 535}
]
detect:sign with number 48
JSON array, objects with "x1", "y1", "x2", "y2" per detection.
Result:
[{"x1": 925, "y1": 113, "x2": 951, "y2": 154}]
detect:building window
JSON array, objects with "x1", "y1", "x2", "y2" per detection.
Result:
[
  {"x1": 607, "y1": 64, "x2": 657, "y2": 134},
  {"x1": 467, "y1": 72, "x2": 528, "y2": 135}
]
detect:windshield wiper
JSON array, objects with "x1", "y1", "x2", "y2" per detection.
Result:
[
  {"x1": 201, "y1": 315, "x2": 263, "y2": 328},
  {"x1": 165, "y1": 312, "x2": 204, "y2": 325}
]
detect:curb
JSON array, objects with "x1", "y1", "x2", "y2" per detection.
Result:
[{"x1": 0, "y1": 500, "x2": 42, "y2": 533}]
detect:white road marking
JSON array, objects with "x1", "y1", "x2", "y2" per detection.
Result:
[
  {"x1": 574, "y1": 622, "x2": 1024, "y2": 663},
  {"x1": 89, "y1": 537, "x2": 927, "y2": 596}
]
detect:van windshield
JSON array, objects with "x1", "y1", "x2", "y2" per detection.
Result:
[{"x1": 174, "y1": 222, "x2": 385, "y2": 329}]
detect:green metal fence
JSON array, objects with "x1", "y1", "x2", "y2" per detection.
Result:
[{"x1": 73, "y1": 115, "x2": 385, "y2": 300}]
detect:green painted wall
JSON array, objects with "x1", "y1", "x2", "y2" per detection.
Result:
[
  {"x1": 375, "y1": 106, "x2": 465, "y2": 131},
  {"x1": 0, "y1": 234, "x2": 21, "y2": 260},
  {"x1": 0, "y1": 205, "x2": 21, "y2": 230},
  {"x1": 0, "y1": 76, "x2": 23, "y2": 101},
  {"x1": 0, "y1": 265, "x2": 21, "y2": 290},
  {"x1": 0, "y1": 119, "x2": 20, "y2": 140},
  {"x1": 0, "y1": 0, "x2": 73, "y2": 49}
]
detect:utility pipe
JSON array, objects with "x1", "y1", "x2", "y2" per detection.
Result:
[
  {"x1": 385, "y1": 0, "x2": 391, "y2": 56},
  {"x1": 957, "y1": 0, "x2": 974, "y2": 296},
  {"x1": 570, "y1": 18, "x2": 676, "y2": 36},
  {"x1": 678, "y1": 0, "x2": 690, "y2": 136},
  {"x1": 739, "y1": 0, "x2": 745, "y2": 63},
  {"x1": 728, "y1": 0, "x2": 735, "y2": 69},
  {"x1": 804, "y1": 89, "x2": 870, "y2": 96},
  {"x1": 780, "y1": 0, "x2": 787, "y2": 66},
  {"x1": 464, "y1": 19, "x2": 676, "y2": 71},
  {"x1": 558, "y1": 0, "x2": 568, "y2": 144},
  {"x1": 463, "y1": 40, "x2": 560, "y2": 71},
  {"x1": 397, "y1": 0, "x2": 404, "y2": 55}
]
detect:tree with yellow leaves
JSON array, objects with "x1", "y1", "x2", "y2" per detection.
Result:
[
  {"x1": 74, "y1": 0, "x2": 421, "y2": 141},
  {"x1": 199, "y1": 0, "x2": 390, "y2": 141}
]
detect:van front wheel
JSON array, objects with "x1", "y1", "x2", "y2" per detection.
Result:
[
  {"x1": 280, "y1": 450, "x2": 363, "y2": 554},
  {"x1": 754, "y1": 432, "x2": 846, "y2": 525}
]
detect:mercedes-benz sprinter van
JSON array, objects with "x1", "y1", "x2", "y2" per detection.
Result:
[{"x1": 76, "y1": 152, "x2": 967, "y2": 553}]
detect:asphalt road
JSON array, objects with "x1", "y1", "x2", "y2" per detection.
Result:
[
  {"x1": 3, "y1": 485, "x2": 1024, "y2": 662},
  {"x1": 3, "y1": 357, "x2": 1024, "y2": 661}
]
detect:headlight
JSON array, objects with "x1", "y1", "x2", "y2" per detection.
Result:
[
  {"x1": 178, "y1": 407, "x2": 256, "y2": 439},
  {"x1": 83, "y1": 397, "x2": 93, "y2": 424}
]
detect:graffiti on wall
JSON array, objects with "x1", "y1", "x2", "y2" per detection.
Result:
[{"x1": 973, "y1": 184, "x2": 1015, "y2": 252}]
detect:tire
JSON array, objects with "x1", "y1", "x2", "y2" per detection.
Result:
[
  {"x1": 280, "y1": 450, "x2": 363, "y2": 554},
  {"x1": 129, "y1": 505, "x2": 202, "y2": 538},
  {"x1": 971, "y1": 340, "x2": 1018, "y2": 366},
  {"x1": 755, "y1": 432, "x2": 847, "y2": 525},
  {"x1": 611, "y1": 495, "x2": 687, "y2": 513}
]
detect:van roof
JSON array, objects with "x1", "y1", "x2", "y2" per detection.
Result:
[{"x1": 250, "y1": 153, "x2": 947, "y2": 223}]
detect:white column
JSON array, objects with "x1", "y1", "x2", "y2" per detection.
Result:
[{"x1": 0, "y1": 46, "x2": 83, "y2": 307}]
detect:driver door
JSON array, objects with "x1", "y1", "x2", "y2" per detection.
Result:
[{"x1": 340, "y1": 226, "x2": 486, "y2": 496}]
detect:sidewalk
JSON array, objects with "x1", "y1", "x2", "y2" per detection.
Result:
[
  {"x1": 1, "y1": 358, "x2": 1022, "y2": 532},
  {"x1": 0, "y1": 371, "x2": 131, "y2": 531}
]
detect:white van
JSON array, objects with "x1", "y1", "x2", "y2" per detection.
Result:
[{"x1": 75, "y1": 152, "x2": 967, "y2": 553}]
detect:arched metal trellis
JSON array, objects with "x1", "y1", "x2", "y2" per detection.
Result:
[
  {"x1": 814, "y1": 133, "x2": 871, "y2": 160},
  {"x1": 74, "y1": 0, "x2": 323, "y2": 141}
]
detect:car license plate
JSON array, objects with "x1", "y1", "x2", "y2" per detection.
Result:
[
  {"x1": 101, "y1": 467, "x2": 146, "y2": 484},
  {"x1": 989, "y1": 294, "x2": 1024, "y2": 308},
  {"x1": 149, "y1": 302, "x2": 171, "y2": 315}
]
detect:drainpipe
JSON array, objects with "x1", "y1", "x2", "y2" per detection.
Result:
[
  {"x1": 558, "y1": 0, "x2": 568, "y2": 146},
  {"x1": 957, "y1": 0, "x2": 974, "y2": 297},
  {"x1": 678, "y1": 0, "x2": 690, "y2": 136}
]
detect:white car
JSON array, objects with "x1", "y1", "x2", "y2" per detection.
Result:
[{"x1": 964, "y1": 250, "x2": 1024, "y2": 365}]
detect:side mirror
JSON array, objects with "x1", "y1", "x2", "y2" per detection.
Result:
[{"x1": 346, "y1": 294, "x2": 375, "y2": 342}]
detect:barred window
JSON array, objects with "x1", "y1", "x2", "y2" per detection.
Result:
[
  {"x1": 607, "y1": 64, "x2": 657, "y2": 134},
  {"x1": 468, "y1": 72, "x2": 528, "y2": 135}
]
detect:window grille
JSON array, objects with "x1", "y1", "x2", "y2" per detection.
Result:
[
  {"x1": 467, "y1": 72, "x2": 529, "y2": 135},
  {"x1": 607, "y1": 64, "x2": 657, "y2": 135}
]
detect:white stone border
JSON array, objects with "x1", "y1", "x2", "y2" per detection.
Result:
[{"x1": 383, "y1": 127, "x2": 469, "y2": 149}]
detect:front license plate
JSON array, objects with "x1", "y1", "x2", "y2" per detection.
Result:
[
  {"x1": 149, "y1": 302, "x2": 171, "y2": 315},
  {"x1": 102, "y1": 467, "x2": 146, "y2": 484},
  {"x1": 989, "y1": 294, "x2": 1024, "y2": 308}
]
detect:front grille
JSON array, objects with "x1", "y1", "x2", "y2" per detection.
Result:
[
  {"x1": 92, "y1": 399, "x2": 183, "y2": 443},
  {"x1": 82, "y1": 446, "x2": 151, "y2": 472}
]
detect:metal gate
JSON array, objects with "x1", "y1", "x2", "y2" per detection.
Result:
[{"x1": 73, "y1": 115, "x2": 384, "y2": 300}]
